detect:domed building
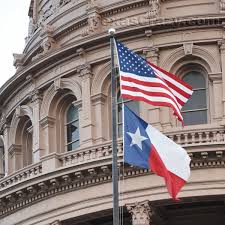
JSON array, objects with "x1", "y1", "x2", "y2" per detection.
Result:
[{"x1": 0, "y1": 0, "x2": 225, "y2": 224}]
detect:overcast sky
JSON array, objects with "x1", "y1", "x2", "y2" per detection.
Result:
[{"x1": 0, "y1": 1, "x2": 30, "y2": 88}]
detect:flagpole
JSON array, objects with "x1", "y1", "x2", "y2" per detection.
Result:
[{"x1": 109, "y1": 28, "x2": 119, "y2": 225}]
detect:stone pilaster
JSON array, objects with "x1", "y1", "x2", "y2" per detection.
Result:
[
  {"x1": 91, "y1": 93, "x2": 107, "y2": 143},
  {"x1": 143, "y1": 44, "x2": 162, "y2": 130},
  {"x1": 218, "y1": 39, "x2": 225, "y2": 120},
  {"x1": 126, "y1": 201, "x2": 153, "y2": 225},
  {"x1": 40, "y1": 116, "x2": 56, "y2": 155},
  {"x1": 31, "y1": 90, "x2": 43, "y2": 162},
  {"x1": 8, "y1": 145, "x2": 22, "y2": 173},
  {"x1": 77, "y1": 49, "x2": 94, "y2": 146},
  {"x1": 209, "y1": 73, "x2": 223, "y2": 121},
  {"x1": 220, "y1": 0, "x2": 225, "y2": 12},
  {"x1": 0, "y1": 119, "x2": 10, "y2": 176}
]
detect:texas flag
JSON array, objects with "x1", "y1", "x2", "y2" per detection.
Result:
[{"x1": 123, "y1": 105, "x2": 191, "y2": 200}]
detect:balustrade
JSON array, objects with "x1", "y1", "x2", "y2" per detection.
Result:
[
  {"x1": 1, "y1": 127, "x2": 225, "y2": 191},
  {"x1": 165, "y1": 128, "x2": 225, "y2": 146},
  {"x1": 0, "y1": 163, "x2": 42, "y2": 190}
]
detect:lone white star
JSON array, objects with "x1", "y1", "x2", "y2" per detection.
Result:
[{"x1": 127, "y1": 127, "x2": 148, "y2": 150}]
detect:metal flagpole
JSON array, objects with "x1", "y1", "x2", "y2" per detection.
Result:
[{"x1": 109, "y1": 28, "x2": 119, "y2": 225}]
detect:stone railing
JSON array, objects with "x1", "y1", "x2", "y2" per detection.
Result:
[
  {"x1": 1, "y1": 126, "x2": 225, "y2": 192},
  {"x1": 165, "y1": 126, "x2": 225, "y2": 147},
  {"x1": 59, "y1": 139, "x2": 123, "y2": 167},
  {"x1": 0, "y1": 162, "x2": 42, "y2": 190}
]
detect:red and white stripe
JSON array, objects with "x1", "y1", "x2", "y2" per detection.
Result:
[
  {"x1": 146, "y1": 124, "x2": 191, "y2": 200},
  {"x1": 120, "y1": 62, "x2": 193, "y2": 122}
]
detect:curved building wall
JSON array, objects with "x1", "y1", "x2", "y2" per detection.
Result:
[{"x1": 0, "y1": 0, "x2": 225, "y2": 225}]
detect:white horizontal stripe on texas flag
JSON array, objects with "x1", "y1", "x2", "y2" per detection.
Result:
[{"x1": 146, "y1": 125, "x2": 191, "y2": 181}]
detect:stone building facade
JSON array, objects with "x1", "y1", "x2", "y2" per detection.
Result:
[{"x1": 0, "y1": 0, "x2": 225, "y2": 224}]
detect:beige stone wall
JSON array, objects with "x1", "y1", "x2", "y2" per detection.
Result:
[{"x1": 0, "y1": 0, "x2": 225, "y2": 224}]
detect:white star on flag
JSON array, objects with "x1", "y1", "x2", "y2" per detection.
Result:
[{"x1": 127, "y1": 127, "x2": 148, "y2": 150}]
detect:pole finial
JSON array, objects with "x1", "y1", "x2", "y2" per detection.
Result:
[{"x1": 108, "y1": 28, "x2": 116, "y2": 36}]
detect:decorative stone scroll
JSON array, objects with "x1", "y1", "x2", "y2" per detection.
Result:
[
  {"x1": 40, "y1": 25, "x2": 57, "y2": 54},
  {"x1": 13, "y1": 53, "x2": 25, "y2": 69},
  {"x1": 126, "y1": 201, "x2": 153, "y2": 225},
  {"x1": 82, "y1": 0, "x2": 101, "y2": 36},
  {"x1": 146, "y1": 0, "x2": 161, "y2": 19},
  {"x1": 183, "y1": 42, "x2": 193, "y2": 55}
]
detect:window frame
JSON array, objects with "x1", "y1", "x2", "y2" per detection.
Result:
[
  {"x1": 180, "y1": 66, "x2": 209, "y2": 126},
  {"x1": 65, "y1": 104, "x2": 80, "y2": 151}
]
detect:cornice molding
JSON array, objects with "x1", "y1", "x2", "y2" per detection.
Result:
[{"x1": 0, "y1": 148, "x2": 225, "y2": 217}]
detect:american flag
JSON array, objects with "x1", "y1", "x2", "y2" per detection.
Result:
[{"x1": 116, "y1": 41, "x2": 193, "y2": 122}]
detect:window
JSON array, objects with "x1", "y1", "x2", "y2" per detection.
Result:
[
  {"x1": 181, "y1": 71, "x2": 207, "y2": 125},
  {"x1": 66, "y1": 104, "x2": 79, "y2": 151},
  {"x1": 117, "y1": 89, "x2": 139, "y2": 137}
]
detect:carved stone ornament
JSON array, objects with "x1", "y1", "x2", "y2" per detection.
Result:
[
  {"x1": 82, "y1": 9, "x2": 101, "y2": 36},
  {"x1": 221, "y1": 0, "x2": 225, "y2": 12},
  {"x1": 183, "y1": 42, "x2": 193, "y2": 55},
  {"x1": 13, "y1": 53, "x2": 25, "y2": 69},
  {"x1": 77, "y1": 64, "x2": 92, "y2": 78},
  {"x1": 146, "y1": 0, "x2": 161, "y2": 19},
  {"x1": 27, "y1": 17, "x2": 38, "y2": 39},
  {"x1": 87, "y1": 0, "x2": 97, "y2": 10},
  {"x1": 126, "y1": 201, "x2": 153, "y2": 225},
  {"x1": 59, "y1": 0, "x2": 71, "y2": 7},
  {"x1": 41, "y1": 37, "x2": 56, "y2": 53},
  {"x1": 0, "y1": 113, "x2": 7, "y2": 134},
  {"x1": 218, "y1": 39, "x2": 225, "y2": 51},
  {"x1": 50, "y1": 220, "x2": 62, "y2": 225}
]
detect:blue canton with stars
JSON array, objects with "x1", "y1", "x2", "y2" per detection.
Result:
[
  {"x1": 124, "y1": 105, "x2": 152, "y2": 169},
  {"x1": 116, "y1": 41, "x2": 157, "y2": 78}
]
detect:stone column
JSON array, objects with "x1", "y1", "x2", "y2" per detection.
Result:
[
  {"x1": 40, "y1": 116, "x2": 56, "y2": 155},
  {"x1": 91, "y1": 93, "x2": 107, "y2": 143},
  {"x1": 218, "y1": 39, "x2": 225, "y2": 120},
  {"x1": 126, "y1": 201, "x2": 153, "y2": 225},
  {"x1": 33, "y1": 0, "x2": 39, "y2": 24},
  {"x1": 77, "y1": 63, "x2": 94, "y2": 146},
  {"x1": 143, "y1": 45, "x2": 162, "y2": 130},
  {"x1": 0, "y1": 120, "x2": 10, "y2": 176},
  {"x1": 8, "y1": 144, "x2": 22, "y2": 173},
  {"x1": 209, "y1": 73, "x2": 223, "y2": 121},
  {"x1": 31, "y1": 90, "x2": 43, "y2": 162}
]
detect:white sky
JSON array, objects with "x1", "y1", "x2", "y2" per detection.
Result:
[{"x1": 0, "y1": 1, "x2": 30, "y2": 88}]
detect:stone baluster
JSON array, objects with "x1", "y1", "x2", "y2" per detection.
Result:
[
  {"x1": 126, "y1": 200, "x2": 153, "y2": 225},
  {"x1": 198, "y1": 132, "x2": 203, "y2": 143},
  {"x1": 176, "y1": 134, "x2": 181, "y2": 144},
  {"x1": 184, "y1": 133, "x2": 188, "y2": 145},
  {"x1": 191, "y1": 132, "x2": 195, "y2": 144},
  {"x1": 205, "y1": 131, "x2": 210, "y2": 143}
]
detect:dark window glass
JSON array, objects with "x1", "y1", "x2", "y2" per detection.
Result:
[
  {"x1": 66, "y1": 105, "x2": 79, "y2": 151},
  {"x1": 181, "y1": 71, "x2": 207, "y2": 125},
  {"x1": 182, "y1": 110, "x2": 207, "y2": 125}
]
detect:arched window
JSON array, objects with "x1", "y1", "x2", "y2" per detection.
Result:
[
  {"x1": 66, "y1": 104, "x2": 79, "y2": 151},
  {"x1": 21, "y1": 118, "x2": 33, "y2": 167},
  {"x1": 181, "y1": 71, "x2": 207, "y2": 125}
]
